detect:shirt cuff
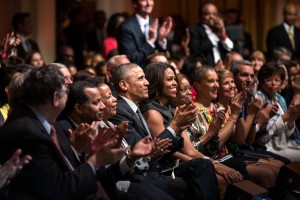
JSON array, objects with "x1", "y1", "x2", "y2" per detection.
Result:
[
  {"x1": 167, "y1": 126, "x2": 176, "y2": 137},
  {"x1": 87, "y1": 161, "x2": 97, "y2": 174},
  {"x1": 255, "y1": 124, "x2": 260, "y2": 132},
  {"x1": 158, "y1": 39, "x2": 167, "y2": 50},
  {"x1": 147, "y1": 40, "x2": 155, "y2": 48},
  {"x1": 120, "y1": 156, "x2": 131, "y2": 175}
]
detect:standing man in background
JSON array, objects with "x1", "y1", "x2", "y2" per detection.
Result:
[
  {"x1": 267, "y1": 2, "x2": 300, "y2": 60},
  {"x1": 117, "y1": 0, "x2": 172, "y2": 67},
  {"x1": 12, "y1": 13, "x2": 40, "y2": 60},
  {"x1": 189, "y1": 3, "x2": 234, "y2": 67}
]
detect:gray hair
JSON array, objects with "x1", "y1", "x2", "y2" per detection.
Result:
[
  {"x1": 111, "y1": 63, "x2": 140, "y2": 92},
  {"x1": 272, "y1": 47, "x2": 292, "y2": 61},
  {"x1": 230, "y1": 60, "x2": 253, "y2": 76},
  {"x1": 48, "y1": 62, "x2": 68, "y2": 69}
]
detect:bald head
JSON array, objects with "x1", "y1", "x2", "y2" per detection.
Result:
[
  {"x1": 200, "y1": 3, "x2": 219, "y2": 27},
  {"x1": 284, "y1": 3, "x2": 298, "y2": 26},
  {"x1": 107, "y1": 55, "x2": 130, "y2": 82}
]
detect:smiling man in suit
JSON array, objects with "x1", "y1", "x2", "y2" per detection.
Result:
[
  {"x1": 117, "y1": 0, "x2": 172, "y2": 67},
  {"x1": 0, "y1": 66, "x2": 128, "y2": 200},
  {"x1": 267, "y1": 2, "x2": 300, "y2": 60},
  {"x1": 109, "y1": 63, "x2": 220, "y2": 200}
]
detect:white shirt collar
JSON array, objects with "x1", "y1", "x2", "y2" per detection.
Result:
[
  {"x1": 135, "y1": 14, "x2": 149, "y2": 30},
  {"x1": 283, "y1": 22, "x2": 294, "y2": 33},
  {"x1": 120, "y1": 95, "x2": 138, "y2": 113}
]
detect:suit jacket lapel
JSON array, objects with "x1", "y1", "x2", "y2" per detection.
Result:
[
  {"x1": 280, "y1": 24, "x2": 293, "y2": 50},
  {"x1": 118, "y1": 97, "x2": 149, "y2": 138}
]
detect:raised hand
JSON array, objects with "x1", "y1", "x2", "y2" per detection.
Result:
[
  {"x1": 206, "y1": 109, "x2": 226, "y2": 138},
  {"x1": 159, "y1": 16, "x2": 173, "y2": 43},
  {"x1": 0, "y1": 149, "x2": 32, "y2": 189},
  {"x1": 87, "y1": 135, "x2": 129, "y2": 168},
  {"x1": 170, "y1": 103, "x2": 198, "y2": 135},
  {"x1": 130, "y1": 136, "x2": 153, "y2": 159},
  {"x1": 148, "y1": 137, "x2": 172, "y2": 160},
  {"x1": 181, "y1": 28, "x2": 190, "y2": 50},
  {"x1": 230, "y1": 92, "x2": 245, "y2": 116},
  {"x1": 148, "y1": 18, "x2": 158, "y2": 43},
  {"x1": 89, "y1": 125, "x2": 118, "y2": 155},
  {"x1": 247, "y1": 96, "x2": 263, "y2": 115},
  {"x1": 256, "y1": 103, "x2": 278, "y2": 128},
  {"x1": 286, "y1": 101, "x2": 300, "y2": 122},
  {"x1": 0, "y1": 32, "x2": 21, "y2": 57},
  {"x1": 68, "y1": 122, "x2": 99, "y2": 153},
  {"x1": 114, "y1": 121, "x2": 129, "y2": 147}
]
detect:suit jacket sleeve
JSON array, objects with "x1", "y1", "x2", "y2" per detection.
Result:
[
  {"x1": 117, "y1": 17, "x2": 156, "y2": 66},
  {"x1": 109, "y1": 98, "x2": 182, "y2": 152},
  {"x1": 0, "y1": 114, "x2": 97, "y2": 200},
  {"x1": 189, "y1": 24, "x2": 214, "y2": 55}
]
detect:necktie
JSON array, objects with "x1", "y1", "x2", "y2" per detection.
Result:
[
  {"x1": 50, "y1": 125, "x2": 74, "y2": 170},
  {"x1": 144, "y1": 23, "x2": 149, "y2": 41},
  {"x1": 288, "y1": 26, "x2": 295, "y2": 49},
  {"x1": 136, "y1": 108, "x2": 152, "y2": 138}
]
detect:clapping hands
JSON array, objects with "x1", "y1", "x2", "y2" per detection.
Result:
[{"x1": 0, "y1": 149, "x2": 31, "y2": 189}]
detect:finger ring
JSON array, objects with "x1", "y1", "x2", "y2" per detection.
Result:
[{"x1": 160, "y1": 149, "x2": 164, "y2": 152}]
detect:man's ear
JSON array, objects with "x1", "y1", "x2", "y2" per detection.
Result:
[
  {"x1": 74, "y1": 103, "x2": 82, "y2": 114},
  {"x1": 53, "y1": 91, "x2": 60, "y2": 107},
  {"x1": 119, "y1": 80, "x2": 128, "y2": 92}
]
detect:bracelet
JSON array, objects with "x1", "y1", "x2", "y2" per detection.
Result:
[
  {"x1": 203, "y1": 156, "x2": 210, "y2": 160},
  {"x1": 227, "y1": 118, "x2": 236, "y2": 124},
  {"x1": 212, "y1": 160, "x2": 220, "y2": 164}
]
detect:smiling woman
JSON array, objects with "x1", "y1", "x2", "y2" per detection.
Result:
[{"x1": 140, "y1": 62, "x2": 177, "y2": 134}]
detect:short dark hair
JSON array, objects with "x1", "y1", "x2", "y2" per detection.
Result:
[
  {"x1": 22, "y1": 65, "x2": 65, "y2": 106},
  {"x1": 12, "y1": 12, "x2": 30, "y2": 31},
  {"x1": 63, "y1": 81, "x2": 97, "y2": 115},
  {"x1": 190, "y1": 65, "x2": 215, "y2": 84},
  {"x1": 144, "y1": 62, "x2": 176, "y2": 100},
  {"x1": 111, "y1": 63, "x2": 139, "y2": 92},
  {"x1": 257, "y1": 62, "x2": 286, "y2": 88},
  {"x1": 0, "y1": 64, "x2": 33, "y2": 107},
  {"x1": 73, "y1": 70, "x2": 95, "y2": 82}
]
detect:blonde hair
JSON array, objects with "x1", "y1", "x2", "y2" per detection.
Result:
[
  {"x1": 217, "y1": 70, "x2": 233, "y2": 83},
  {"x1": 250, "y1": 50, "x2": 266, "y2": 63}
]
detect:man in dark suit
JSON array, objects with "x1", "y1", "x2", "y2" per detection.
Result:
[
  {"x1": 117, "y1": 0, "x2": 172, "y2": 67},
  {"x1": 189, "y1": 3, "x2": 234, "y2": 67},
  {"x1": 12, "y1": 13, "x2": 40, "y2": 60},
  {"x1": 109, "y1": 63, "x2": 220, "y2": 200},
  {"x1": 267, "y1": 2, "x2": 300, "y2": 60},
  {"x1": 57, "y1": 80, "x2": 175, "y2": 200},
  {"x1": 0, "y1": 66, "x2": 128, "y2": 199}
]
